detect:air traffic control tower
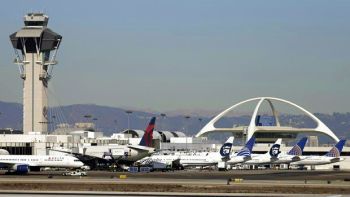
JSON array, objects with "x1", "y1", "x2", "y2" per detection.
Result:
[{"x1": 10, "y1": 13, "x2": 62, "y2": 134}]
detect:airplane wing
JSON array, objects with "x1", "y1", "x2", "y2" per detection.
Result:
[
  {"x1": 291, "y1": 155, "x2": 301, "y2": 162},
  {"x1": 47, "y1": 148, "x2": 114, "y2": 161},
  {"x1": 243, "y1": 155, "x2": 252, "y2": 161},
  {"x1": 0, "y1": 161, "x2": 24, "y2": 166},
  {"x1": 127, "y1": 145, "x2": 155, "y2": 152},
  {"x1": 330, "y1": 157, "x2": 341, "y2": 163}
]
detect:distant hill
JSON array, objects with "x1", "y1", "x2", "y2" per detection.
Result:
[
  {"x1": 0, "y1": 101, "x2": 349, "y2": 142},
  {"x1": 0, "y1": 101, "x2": 22, "y2": 129}
]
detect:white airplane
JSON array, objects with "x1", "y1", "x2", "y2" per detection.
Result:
[
  {"x1": 138, "y1": 153, "x2": 180, "y2": 167},
  {"x1": 138, "y1": 136, "x2": 235, "y2": 168},
  {"x1": 179, "y1": 136, "x2": 234, "y2": 168},
  {"x1": 291, "y1": 139, "x2": 346, "y2": 166},
  {"x1": 270, "y1": 137, "x2": 308, "y2": 164},
  {"x1": 52, "y1": 117, "x2": 156, "y2": 166},
  {"x1": 226, "y1": 136, "x2": 256, "y2": 165},
  {"x1": 0, "y1": 155, "x2": 84, "y2": 174},
  {"x1": 243, "y1": 138, "x2": 282, "y2": 165},
  {"x1": 104, "y1": 117, "x2": 156, "y2": 164}
]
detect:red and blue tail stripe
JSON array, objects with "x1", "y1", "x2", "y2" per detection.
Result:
[{"x1": 139, "y1": 117, "x2": 156, "y2": 147}]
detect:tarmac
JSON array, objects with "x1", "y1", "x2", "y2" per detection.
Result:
[{"x1": 0, "y1": 170, "x2": 349, "y2": 195}]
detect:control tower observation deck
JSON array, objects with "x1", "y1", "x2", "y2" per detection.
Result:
[{"x1": 10, "y1": 13, "x2": 62, "y2": 134}]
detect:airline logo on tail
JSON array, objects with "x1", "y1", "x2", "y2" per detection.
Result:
[
  {"x1": 288, "y1": 137, "x2": 308, "y2": 156},
  {"x1": 220, "y1": 136, "x2": 234, "y2": 157},
  {"x1": 237, "y1": 137, "x2": 255, "y2": 157},
  {"x1": 325, "y1": 139, "x2": 346, "y2": 158},
  {"x1": 269, "y1": 138, "x2": 281, "y2": 157},
  {"x1": 139, "y1": 117, "x2": 156, "y2": 147}
]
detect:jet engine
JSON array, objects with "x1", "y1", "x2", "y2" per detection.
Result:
[
  {"x1": 12, "y1": 164, "x2": 30, "y2": 174},
  {"x1": 0, "y1": 149, "x2": 9, "y2": 155}
]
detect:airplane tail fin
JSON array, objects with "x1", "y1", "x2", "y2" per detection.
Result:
[
  {"x1": 139, "y1": 117, "x2": 156, "y2": 147},
  {"x1": 268, "y1": 138, "x2": 282, "y2": 158},
  {"x1": 287, "y1": 137, "x2": 307, "y2": 156},
  {"x1": 236, "y1": 136, "x2": 255, "y2": 157},
  {"x1": 324, "y1": 139, "x2": 346, "y2": 158},
  {"x1": 219, "y1": 136, "x2": 234, "y2": 158}
]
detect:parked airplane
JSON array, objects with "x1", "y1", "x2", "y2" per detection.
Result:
[
  {"x1": 270, "y1": 137, "x2": 308, "y2": 164},
  {"x1": 138, "y1": 136, "x2": 235, "y2": 168},
  {"x1": 51, "y1": 117, "x2": 156, "y2": 167},
  {"x1": 242, "y1": 138, "x2": 282, "y2": 165},
  {"x1": 137, "y1": 153, "x2": 180, "y2": 168},
  {"x1": 104, "y1": 117, "x2": 156, "y2": 163},
  {"x1": 291, "y1": 139, "x2": 346, "y2": 166},
  {"x1": 226, "y1": 136, "x2": 256, "y2": 165},
  {"x1": 179, "y1": 136, "x2": 235, "y2": 167},
  {"x1": 0, "y1": 155, "x2": 83, "y2": 174}
]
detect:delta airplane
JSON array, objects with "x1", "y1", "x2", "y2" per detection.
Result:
[
  {"x1": 270, "y1": 137, "x2": 308, "y2": 164},
  {"x1": 107, "y1": 117, "x2": 156, "y2": 163},
  {"x1": 0, "y1": 155, "x2": 83, "y2": 174},
  {"x1": 52, "y1": 117, "x2": 156, "y2": 166},
  {"x1": 226, "y1": 136, "x2": 256, "y2": 165},
  {"x1": 291, "y1": 139, "x2": 346, "y2": 166},
  {"x1": 243, "y1": 138, "x2": 282, "y2": 165}
]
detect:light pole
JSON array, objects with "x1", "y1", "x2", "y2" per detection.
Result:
[
  {"x1": 83, "y1": 114, "x2": 92, "y2": 122},
  {"x1": 125, "y1": 110, "x2": 133, "y2": 134},
  {"x1": 184, "y1": 115, "x2": 190, "y2": 152},
  {"x1": 160, "y1": 113, "x2": 166, "y2": 131},
  {"x1": 114, "y1": 120, "x2": 118, "y2": 132},
  {"x1": 51, "y1": 115, "x2": 56, "y2": 133},
  {"x1": 198, "y1": 118, "x2": 203, "y2": 129},
  {"x1": 93, "y1": 118, "x2": 98, "y2": 131}
]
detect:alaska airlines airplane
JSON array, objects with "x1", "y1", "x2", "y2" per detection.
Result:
[
  {"x1": 291, "y1": 139, "x2": 346, "y2": 166},
  {"x1": 0, "y1": 155, "x2": 84, "y2": 174},
  {"x1": 243, "y1": 138, "x2": 282, "y2": 165},
  {"x1": 138, "y1": 136, "x2": 235, "y2": 168},
  {"x1": 226, "y1": 136, "x2": 256, "y2": 165},
  {"x1": 270, "y1": 137, "x2": 308, "y2": 164},
  {"x1": 179, "y1": 136, "x2": 235, "y2": 167}
]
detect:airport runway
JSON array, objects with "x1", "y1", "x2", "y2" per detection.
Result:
[
  {"x1": 0, "y1": 170, "x2": 349, "y2": 195},
  {"x1": 2, "y1": 169, "x2": 349, "y2": 180},
  {"x1": 0, "y1": 191, "x2": 343, "y2": 197}
]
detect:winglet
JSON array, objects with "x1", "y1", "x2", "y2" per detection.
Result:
[
  {"x1": 287, "y1": 137, "x2": 308, "y2": 156},
  {"x1": 219, "y1": 136, "x2": 234, "y2": 157},
  {"x1": 269, "y1": 138, "x2": 282, "y2": 158},
  {"x1": 237, "y1": 136, "x2": 255, "y2": 157},
  {"x1": 139, "y1": 117, "x2": 156, "y2": 147},
  {"x1": 325, "y1": 139, "x2": 346, "y2": 158}
]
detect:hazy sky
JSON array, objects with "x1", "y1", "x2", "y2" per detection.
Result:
[{"x1": 0, "y1": 0, "x2": 349, "y2": 114}]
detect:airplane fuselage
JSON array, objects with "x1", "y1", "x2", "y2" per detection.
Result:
[
  {"x1": 291, "y1": 156, "x2": 342, "y2": 166},
  {"x1": 226, "y1": 155, "x2": 250, "y2": 165},
  {"x1": 270, "y1": 154, "x2": 299, "y2": 164},
  {"x1": 0, "y1": 155, "x2": 83, "y2": 168}
]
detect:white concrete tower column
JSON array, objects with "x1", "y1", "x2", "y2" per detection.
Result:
[
  {"x1": 10, "y1": 13, "x2": 62, "y2": 134},
  {"x1": 23, "y1": 53, "x2": 48, "y2": 133}
]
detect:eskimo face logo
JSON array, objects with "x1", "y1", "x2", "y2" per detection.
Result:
[
  {"x1": 269, "y1": 144, "x2": 281, "y2": 157},
  {"x1": 220, "y1": 143, "x2": 232, "y2": 157}
]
